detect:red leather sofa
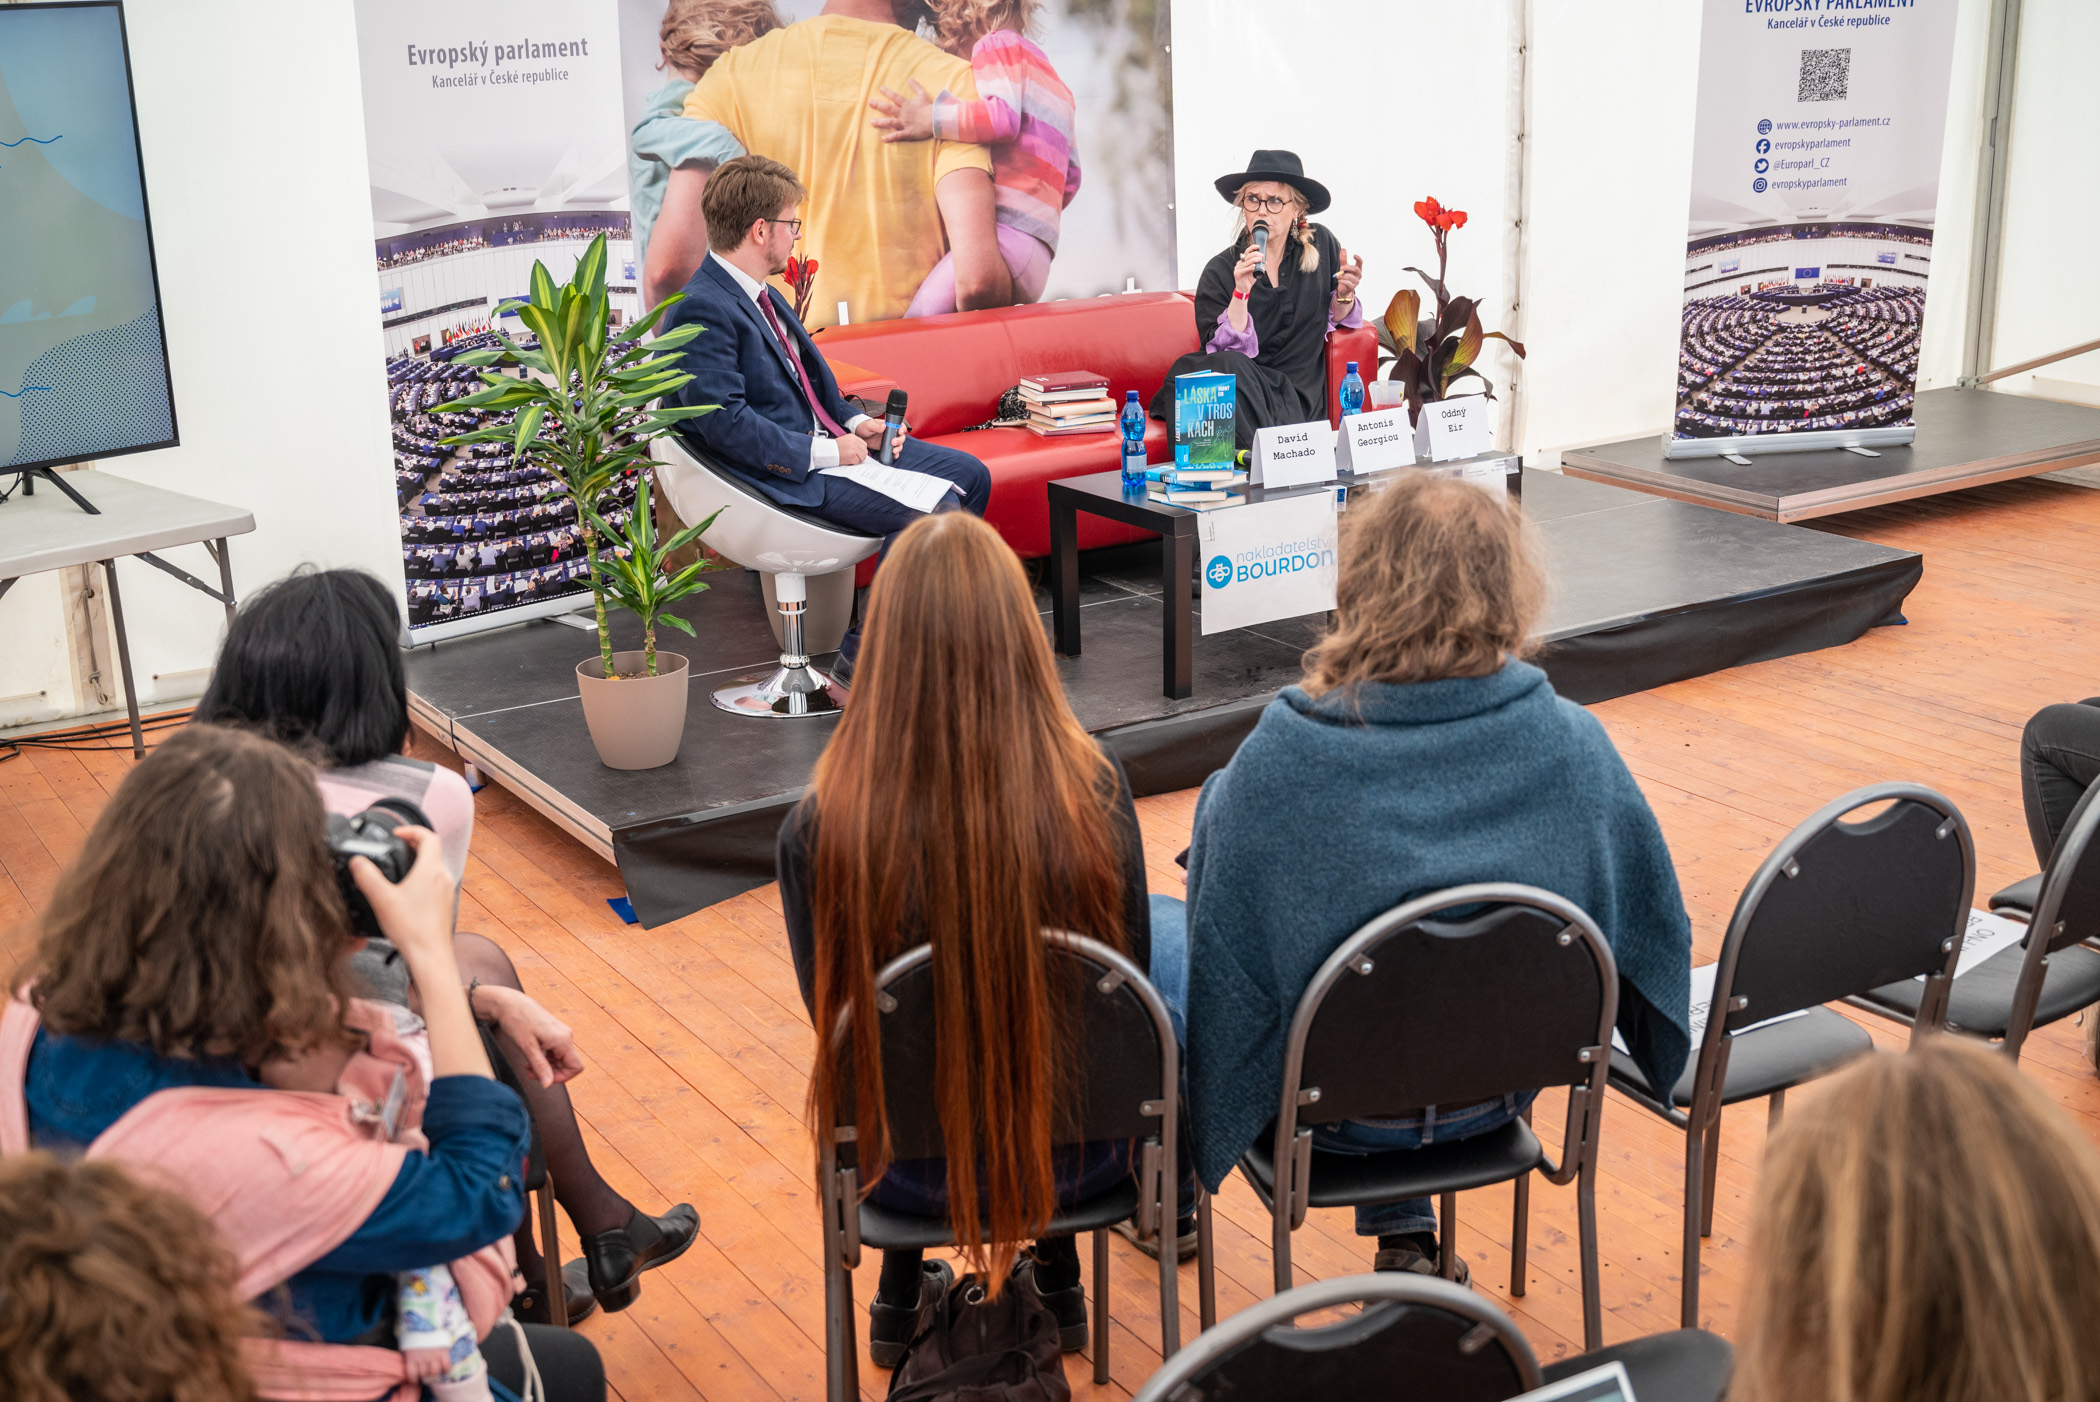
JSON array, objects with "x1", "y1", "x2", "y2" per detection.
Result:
[{"x1": 814, "y1": 292, "x2": 1378, "y2": 562}]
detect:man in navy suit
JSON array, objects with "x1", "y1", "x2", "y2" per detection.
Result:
[{"x1": 661, "y1": 155, "x2": 990, "y2": 671}]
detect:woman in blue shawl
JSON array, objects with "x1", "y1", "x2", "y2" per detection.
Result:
[{"x1": 1151, "y1": 471, "x2": 1693, "y2": 1278}]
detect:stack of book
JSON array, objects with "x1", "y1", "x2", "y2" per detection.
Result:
[
  {"x1": 1146, "y1": 465, "x2": 1248, "y2": 511},
  {"x1": 1020, "y1": 371, "x2": 1116, "y2": 436}
]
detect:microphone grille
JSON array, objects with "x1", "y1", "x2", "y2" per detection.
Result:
[{"x1": 884, "y1": 388, "x2": 909, "y2": 415}]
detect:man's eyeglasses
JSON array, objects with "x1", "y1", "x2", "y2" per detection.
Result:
[
  {"x1": 1237, "y1": 193, "x2": 1296, "y2": 214},
  {"x1": 766, "y1": 217, "x2": 804, "y2": 237}
]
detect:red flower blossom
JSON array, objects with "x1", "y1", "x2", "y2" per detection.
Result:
[{"x1": 1414, "y1": 196, "x2": 1443, "y2": 224}]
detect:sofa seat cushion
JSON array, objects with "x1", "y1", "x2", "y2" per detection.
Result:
[{"x1": 928, "y1": 419, "x2": 1171, "y2": 559}]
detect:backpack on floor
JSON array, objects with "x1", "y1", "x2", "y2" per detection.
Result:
[{"x1": 886, "y1": 1272, "x2": 1071, "y2": 1402}]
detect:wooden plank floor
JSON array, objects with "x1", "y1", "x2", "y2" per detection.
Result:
[{"x1": 5, "y1": 474, "x2": 2100, "y2": 1398}]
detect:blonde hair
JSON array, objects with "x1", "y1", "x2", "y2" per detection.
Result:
[
  {"x1": 1301, "y1": 472, "x2": 1541, "y2": 695},
  {"x1": 1229, "y1": 193, "x2": 1321, "y2": 275},
  {"x1": 1735, "y1": 1038, "x2": 2100, "y2": 1402},
  {"x1": 924, "y1": 0, "x2": 1038, "y2": 55},
  {"x1": 658, "y1": 0, "x2": 783, "y2": 81}
]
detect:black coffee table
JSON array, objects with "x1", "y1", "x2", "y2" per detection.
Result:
[{"x1": 1048, "y1": 457, "x2": 1516, "y2": 699}]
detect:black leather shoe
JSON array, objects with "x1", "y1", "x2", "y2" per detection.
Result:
[
  {"x1": 1014, "y1": 1257, "x2": 1087, "y2": 1353},
  {"x1": 870, "y1": 1259, "x2": 953, "y2": 1369},
  {"x1": 829, "y1": 650, "x2": 856, "y2": 686},
  {"x1": 582, "y1": 1204, "x2": 699, "y2": 1313},
  {"x1": 514, "y1": 1258, "x2": 598, "y2": 1325}
]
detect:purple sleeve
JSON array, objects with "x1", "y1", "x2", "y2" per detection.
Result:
[
  {"x1": 1205, "y1": 308, "x2": 1258, "y2": 357},
  {"x1": 1326, "y1": 298, "x2": 1365, "y2": 335}
]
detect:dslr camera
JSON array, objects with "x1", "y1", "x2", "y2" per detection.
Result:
[{"x1": 325, "y1": 797, "x2": 429, "y2": 939}]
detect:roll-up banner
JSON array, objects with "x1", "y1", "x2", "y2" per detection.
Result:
[
  {"x1": 358, "y1": 0, "x2": 1174, "y2": 642},
  {"x1": 1668, "y1": 0, "x2": 1958, "y2": 460}
]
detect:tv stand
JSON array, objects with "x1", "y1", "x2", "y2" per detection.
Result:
[{"x1": 5, "y1": 466, "x2": 101, "y2": 514}]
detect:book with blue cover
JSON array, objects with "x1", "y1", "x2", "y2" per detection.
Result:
[{"x1": 1174, "y1": 371, "x2": 1237, "y2": 467}]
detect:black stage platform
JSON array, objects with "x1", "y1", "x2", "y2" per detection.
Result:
[
  {"x1": 1563, "y1": 387, "x2": 2100, "y2": 522},
  {"x1": 407, "y1": 469, "x2": 1920, "y2": 927}
]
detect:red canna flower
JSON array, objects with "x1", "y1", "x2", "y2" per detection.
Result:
[
  {"x1": 802, "y1": 257, "x2": 818, "y2": 279},
  {"x1": 1414, "y1": 196, "x2": 1443, "y2": 225},
  {"x1": 785, "y1": 256, "x2": 802, "y2": 284}
]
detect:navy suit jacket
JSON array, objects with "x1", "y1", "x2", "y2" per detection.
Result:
[{"x1": 664, "y1": 256, "x2": 864, "y2": 509}]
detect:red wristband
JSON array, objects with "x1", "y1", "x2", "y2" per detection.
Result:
[{"x1": 1232, "y1": 290, "x2": 1248, "y2": 301}]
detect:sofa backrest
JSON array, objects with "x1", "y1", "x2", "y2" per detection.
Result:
[{"x1": 813, "y1": 292, "x2": 1199, "y2": 437}]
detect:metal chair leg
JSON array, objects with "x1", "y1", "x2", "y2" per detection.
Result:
[
  {"x1": 1681, "y1": 1118, "x2": 1705, "y2": 1329},
  {"x1": 1699, "y1": 1104, "x2": 1722, "y2": 1238},
  {"x1": 1577, "y1": 1157, "x2": 1602, "y2": 1352},
  {"x1": 1092, "y1": 1227, "x2": 1110, "y2": 1385},
  {"x1": 824, "y1": 1253, "x2": 855, "y2": 1402},
  {"x1": 536, "y1": 1176, "x2": 565, "y2": 1330},
  {"x1": 1196, "y1": 1189, "x2": 1217, "y2": 1331},
  {"x1": 1439, "y1": 1191, "x2": 1459, "y2": 1280},
  {"x1": 1511, "y1": 1170, "x2": 1531, "y2": 1297}
]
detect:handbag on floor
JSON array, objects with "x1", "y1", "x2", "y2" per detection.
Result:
[{"x1": 886, "y1": 1271, "x2": 1070, "y2": 1402}]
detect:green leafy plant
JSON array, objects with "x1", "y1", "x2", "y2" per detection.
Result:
[
  {"x1": 434, "y1": 234, "x2": 717, "y2": 678},
  {"x1": 1374, "y1": 197, "x2": 1526, "y2": 427},
  {"x1": 581, "y1": 475, "x2": 726, "y2": 676}
]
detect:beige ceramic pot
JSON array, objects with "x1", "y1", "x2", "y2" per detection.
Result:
[{"x1": 575, "y1": 650, "x2": 690, "y2": 769}]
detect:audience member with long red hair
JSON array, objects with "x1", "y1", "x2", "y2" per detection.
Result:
[{"x1": 775, "y1": 510, "x2": 1154, "y2": 1366}]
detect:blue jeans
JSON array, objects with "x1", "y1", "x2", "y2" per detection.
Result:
[{"x1": 1148, "y1": 894, "x2": 1533, "y2": 1238}]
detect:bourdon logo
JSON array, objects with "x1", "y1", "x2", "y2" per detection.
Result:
[{"x1": 1205, "y1": 555, "x2": 1234, "y2": 589}]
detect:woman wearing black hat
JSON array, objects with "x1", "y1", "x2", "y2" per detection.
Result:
[{"x1": 1148, "y1": 149, "x2": 1365, "y2": 444}]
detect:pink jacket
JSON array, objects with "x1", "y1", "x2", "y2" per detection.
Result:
[{"x1": 0, "y1": 995, "x2": 518, "y2": 1402}]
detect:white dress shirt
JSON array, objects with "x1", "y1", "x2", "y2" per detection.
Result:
[{"x1": 710, "y1": 252, "x2": 870, "y2": 470}]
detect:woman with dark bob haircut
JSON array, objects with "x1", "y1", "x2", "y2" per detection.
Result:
[{"x1": 195, "y1": 566, "x2": 698, "y2": 1323}]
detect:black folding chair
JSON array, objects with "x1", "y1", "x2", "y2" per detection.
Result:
[
  {"x1": 817, "y1": 932, "x2": 1185, "y2": 1402},
  {"x1": 1130, "y1": 1273, "x2": 1538, "y2": 1402},
  {"x1": 1857, "y1": 781, "x2": 2100, "y2": 1062},
  {"x1": 1130, "y1": 1273, "x2": 1735, "y2": 1402},
  {"x1": 1220, "y1": 884, "x2": 1618, "y2": 1350},
  {"x1": 1608, "y1": 783, "x2": 1973, "y2": 1328}
]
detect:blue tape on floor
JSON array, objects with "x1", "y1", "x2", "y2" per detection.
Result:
[{"x1": 607, "y1": 896, "x2": 638, "y2": 925}]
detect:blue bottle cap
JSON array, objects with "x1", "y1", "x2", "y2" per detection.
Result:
[
  {"x1": 1126, "y1": 390, "x2": 1139, "y2": 400},
  {"x1": 1345, "y1": 361, "x2": 1359, "y2": 373}
]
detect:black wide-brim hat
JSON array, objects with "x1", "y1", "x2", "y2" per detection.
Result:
[{"x1": 1214, "y1": 149, "x2": 1330, "y2": 215}]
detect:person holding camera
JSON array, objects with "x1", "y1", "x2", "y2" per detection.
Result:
[
  {"x1": 3, "y1": 724, "x2": 605, "y2": 1402},
  {"x1": 196, "y1": 567, "x2": 698, "y2": 1324}
]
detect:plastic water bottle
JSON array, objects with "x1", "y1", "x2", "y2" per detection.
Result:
[
  {"x1": 1119, "y1": 391, "x2": 1147, "y2": 485},
  {"x1": 1339, "y1": 361, "x2": 1365, "y2": 419}
]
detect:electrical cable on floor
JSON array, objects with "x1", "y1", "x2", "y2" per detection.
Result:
[{"x1": 0, "y1": 708, "x2": 193, "y2": 763}]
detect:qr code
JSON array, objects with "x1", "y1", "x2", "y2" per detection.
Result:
[{"x1": 1798, "y1": 48, "x2": 1850, "y2": 102}]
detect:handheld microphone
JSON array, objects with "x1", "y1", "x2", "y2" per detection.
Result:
[
  {"x1": 877, "y1": 388, "x2": 908, "y2": 465},
  {"x1": 1251, "y1": 224, "x2": 1268, "y2": 256}
]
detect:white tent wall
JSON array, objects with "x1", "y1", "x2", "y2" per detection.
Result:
[
  {"x1": 1, "y1": 0, "x2": 398, "y2": 728},
  {"x1": 1167, "y1": 0, "x2": 1518, "y2": 436},
  {"x1": 1169, "y1": 0, "x2": 2000, "y2": 464},
  {"x1": 1984, "y1": 0, "x2": 2100, "y2": 404}
]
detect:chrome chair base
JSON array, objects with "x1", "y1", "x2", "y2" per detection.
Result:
[{"x1": 710, "y1": 662, "x2": 847, "y2": 718}]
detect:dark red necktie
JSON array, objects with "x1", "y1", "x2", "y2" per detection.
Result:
[{"x1": 757, "y1": 293, "x2": 850, "y2": 440}]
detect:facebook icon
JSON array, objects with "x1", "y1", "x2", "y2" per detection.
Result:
[{"x1": 1756, "y1": 138, "x2": 1771, "y2": 154}]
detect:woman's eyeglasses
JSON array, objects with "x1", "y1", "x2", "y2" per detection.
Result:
[{"x1": 1237, "y1": 193, "x2": 1295, "y2": 214}]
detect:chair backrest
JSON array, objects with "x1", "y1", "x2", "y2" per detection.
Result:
[
  {"x1": 1287, "y1": 886, "x2": 1619, "y2": 1127},
  {"x1": 1717, "y1": 784, "x2": 1971, "y2": 1034},
  {"x1": 1128, "y1": 1274, "x2": 1541, "y2": 1402},
  {"x1": 829, "y1": 931, "x2": 1176, "y2": 1166},
  {"x1": 2034, "y1": 781, "x2": 2100, "y2": 956},
  {"x1": 813, "y1": 293, "x2": 1200, "y2": 437}
]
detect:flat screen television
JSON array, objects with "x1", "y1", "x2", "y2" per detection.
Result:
[{"x1": 0, "y1": 1, "x2": 177, "y2": 480}]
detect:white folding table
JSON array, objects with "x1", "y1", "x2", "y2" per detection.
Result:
[{"x1": 0, "y1": 469, "x2": 255, "y2": 757}]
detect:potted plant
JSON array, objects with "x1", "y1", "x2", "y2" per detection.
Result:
[
  {"x1": 571, "y1": 475, "x2": 726, "y2": 768},
  {"x1": 1374, "y1": 197, "x2": 1526, "y2": 432},
  {"x1": 434, "y1": 234, "x2": 720, "y2": 767}
]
